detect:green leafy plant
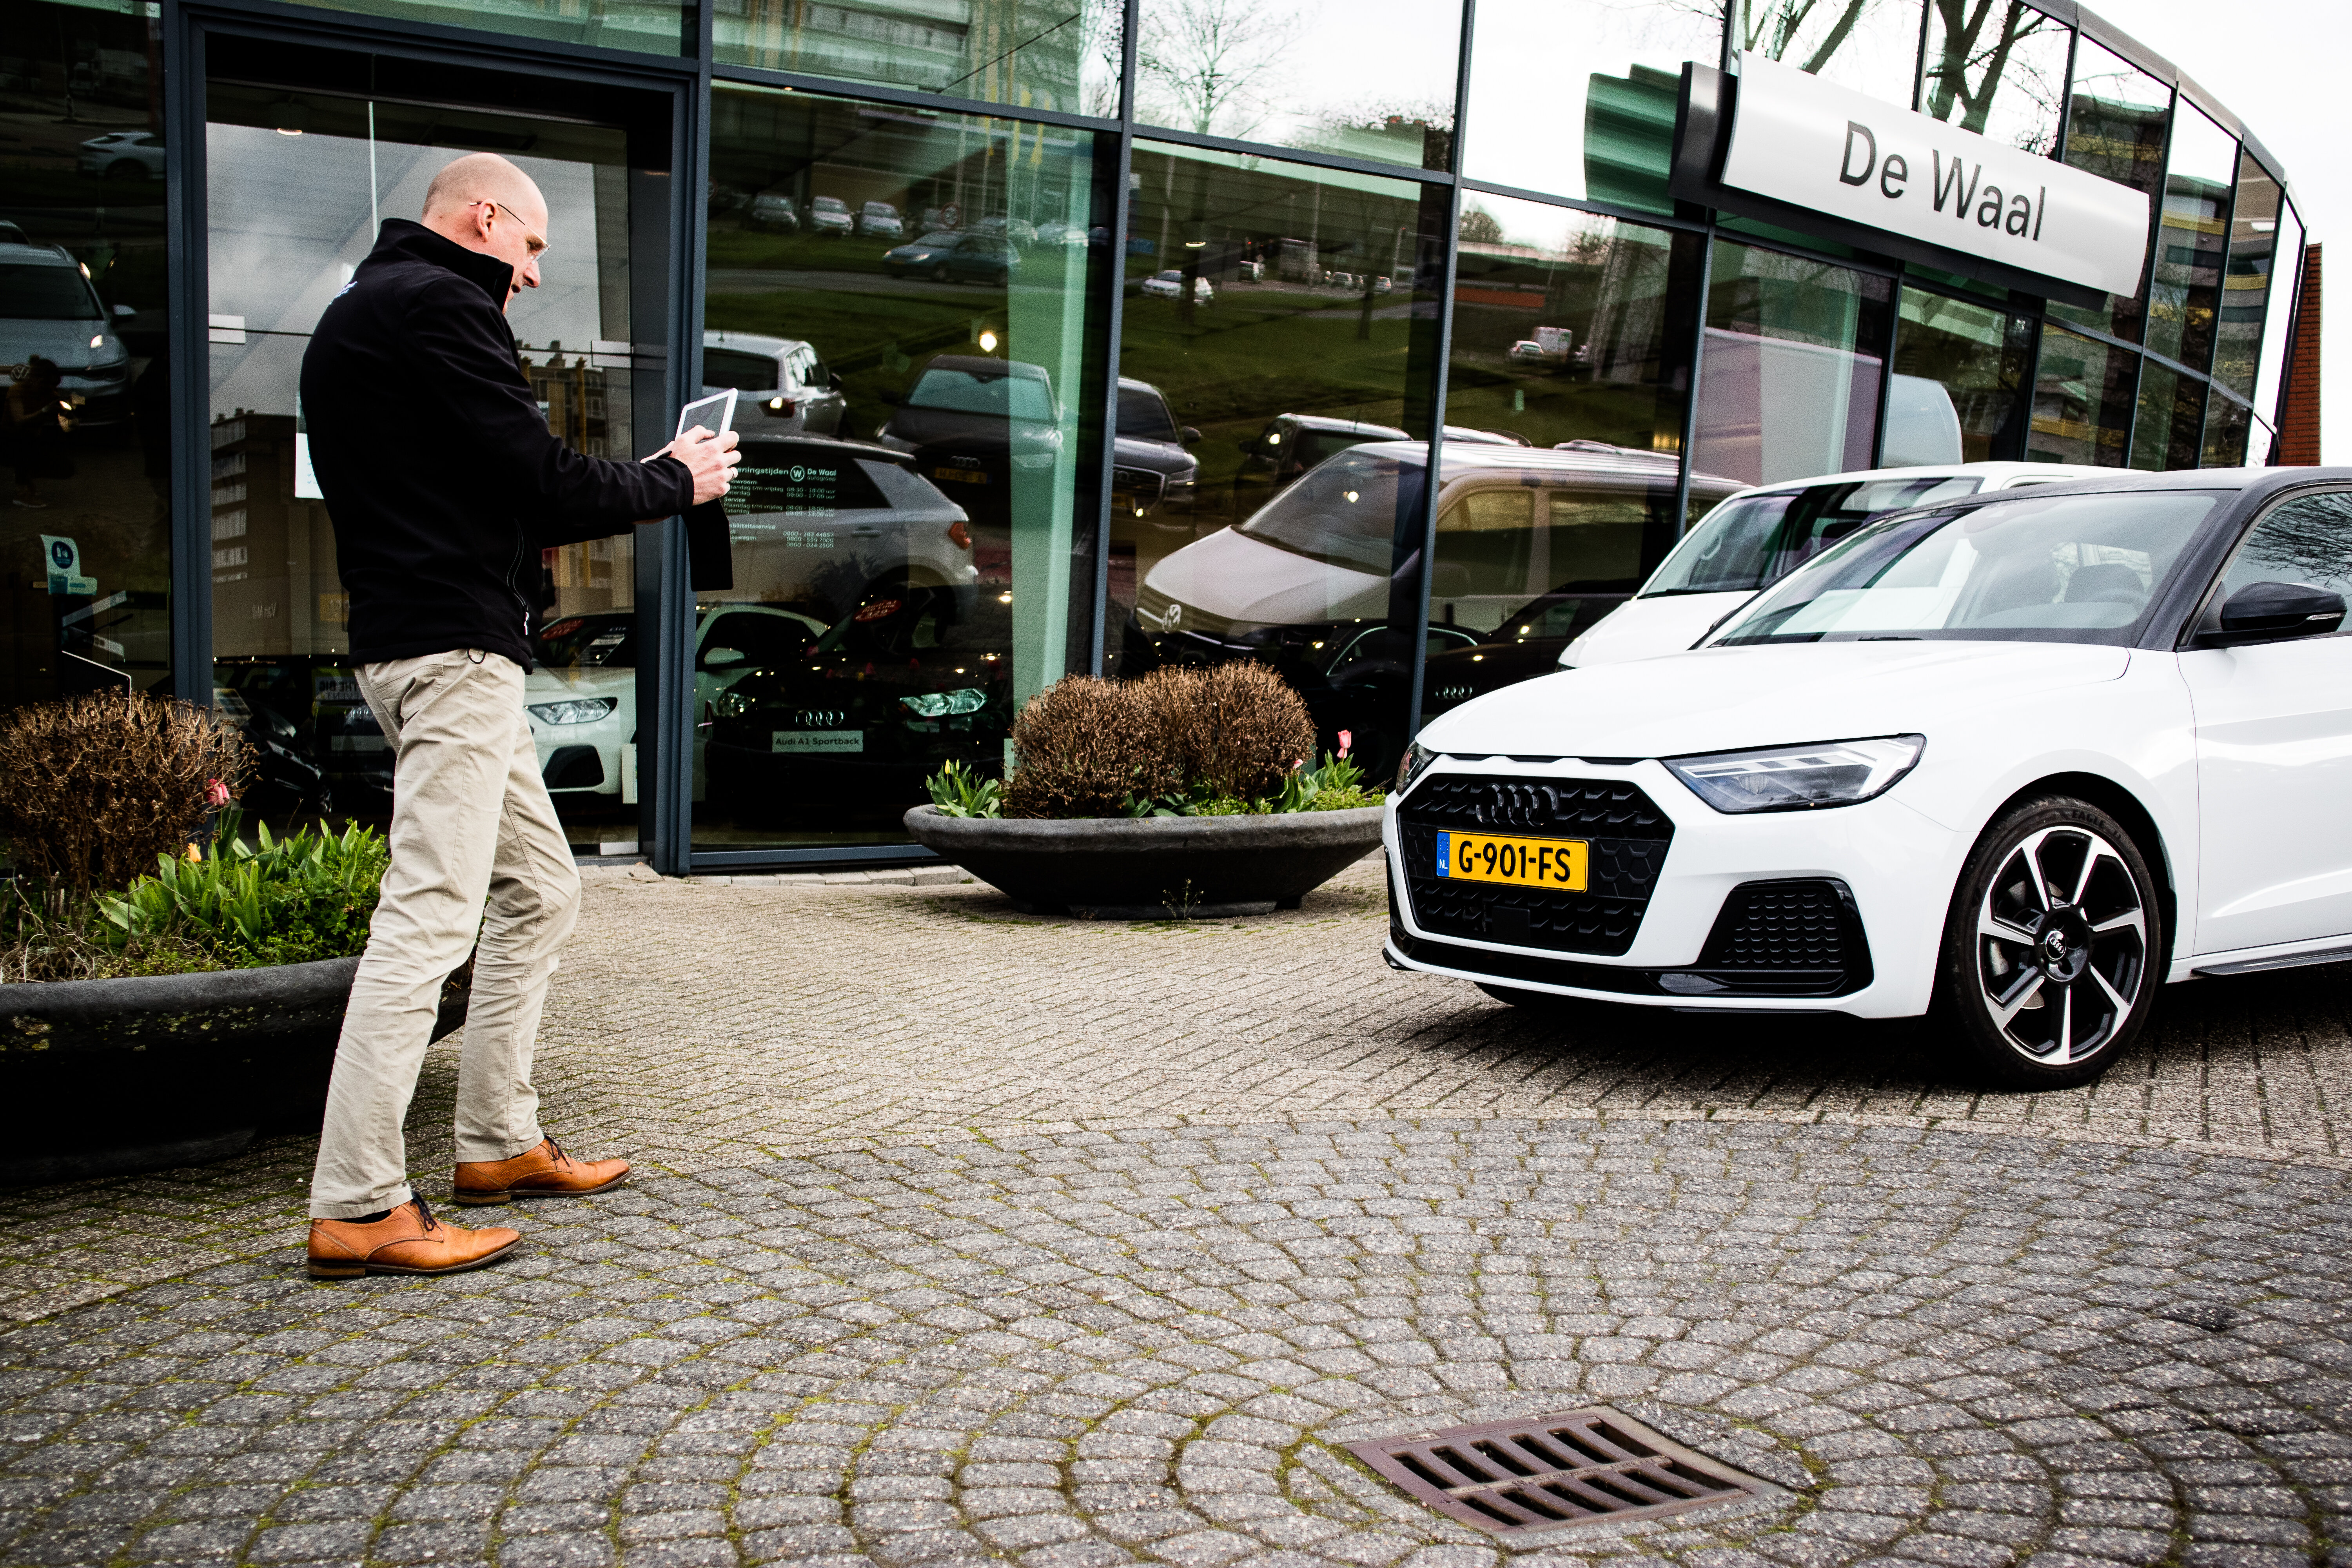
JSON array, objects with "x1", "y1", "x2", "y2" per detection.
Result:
[
  {"x1": 97, "y1": 806, "x2": 390, "y2": 969},
  {"x1": 1278, "y1": 744, "x2": 1382, "y2": 814},
  {"x1": 926, "y1": 759, "x2": 1004, "y2": 819}
]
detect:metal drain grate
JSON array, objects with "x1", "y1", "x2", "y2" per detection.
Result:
[{"x1": 1343, "y1": 1407, "x2": 1781, "y2": 1535}]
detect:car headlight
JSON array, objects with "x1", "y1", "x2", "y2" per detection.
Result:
[
  {"x1": 900, "y1": 688, "x2": 987, "y2": 718},
  {"x1": 714, "y1": 690, "x2": 752, "y2": 718},
  {"x1": 526, "y1": 698, "x2": 617, "y2": 726},
  {"x1": 1009, "y1": 451, "x2": 1056, "y2": 471},
  {"x1": 1666, "y1": 735, "x2": 1924, "y2": 814},
  {"x1": 1396, "y1": 740, "x2": 1438, "y2": 795}
]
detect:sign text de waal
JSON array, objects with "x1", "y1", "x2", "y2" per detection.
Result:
[{"x1": 1719, "y1": 55, "x2": 2151, "y2": 299}]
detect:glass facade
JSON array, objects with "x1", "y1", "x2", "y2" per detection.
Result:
[{"x1": 0, "y1": 0, "x2": 2305, "y2": 870}]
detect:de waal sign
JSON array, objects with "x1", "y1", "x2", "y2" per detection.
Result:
[{"x1": 1675, "y1": 55, "x2": 2151, "y2": 306}]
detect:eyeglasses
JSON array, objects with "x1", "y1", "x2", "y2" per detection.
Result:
[{"x1": 470, "y1": 199, "x2": 550, "y2": 258}]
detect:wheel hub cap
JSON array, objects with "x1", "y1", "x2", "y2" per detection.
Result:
[{"x1": 2036, "y1": 906, "x2": 2094, "y2": 982}]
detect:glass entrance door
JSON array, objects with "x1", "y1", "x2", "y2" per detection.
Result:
[{"x1": 203, "y1": 49, "x2": 670, "y2": 852}]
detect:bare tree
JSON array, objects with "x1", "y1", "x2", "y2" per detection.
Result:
[
  {"x1": 1075, "y1": 0, "x2": 1124, "y2": 119},
  {"x1": 1135, "y1": 0, "x2": 1303, "y2": 140},
  {"x1": 1922, "y1": 0, "x2": 2063, "y2": 151}
]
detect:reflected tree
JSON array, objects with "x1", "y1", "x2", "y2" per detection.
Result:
[
  {"x1": 1136, "y1": 0, "x2": 1304, "y2": 138},
  {"x1": 1922, "y1": 0, "x2": 2065, "y2": 150},
  {"x1": 2237, "y1": 495, "x2": 2352, "y2": 593},
  {"x1": 1731, "y1": 0, "x2": 1877, "y2": 74}
]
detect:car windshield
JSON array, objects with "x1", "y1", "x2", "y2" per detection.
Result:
[
  {"x1": 912, "y1": 231, "x2": 960, "y2": 246},
  {"x1": 1646, "y1": 475, "x2": 1985, "y2": 597},
  {"x1": 1237, "y1": 449, "x2": 1426, "y2": 574},
  {"x1": 905, "y1": 365, "x2": 1054, "y2": 420},
  {"x1": 0, "y1": 263, "x2": 100, "y2": 321},
  {"x1": 1116, "y1": 386, "x2": 1178, "y2": 442},
  {"x1": 813, "y1": 198, "x2": 847, "y2": 212},
  {"x1": 1713, "y1": 490, "x2": 2221, "y2": 648},
  {"x1": 537, "y1": 613, "x2": 636, "y2": 668}
]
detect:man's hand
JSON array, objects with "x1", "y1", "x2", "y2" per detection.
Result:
[{"x1": 644, "y1": 425, "x2": 740, "y2": 508}]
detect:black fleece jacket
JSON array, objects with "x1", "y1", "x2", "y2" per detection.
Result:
[{"x1": 299, "y1": 220, "x2": 694, "y2": 669}]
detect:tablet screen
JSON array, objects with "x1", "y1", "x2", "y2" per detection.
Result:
[{"x1": 675, "y1": 388, "x2": 737, "y2": 439}]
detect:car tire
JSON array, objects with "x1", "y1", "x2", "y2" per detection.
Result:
[
  {"x1": 106, "y1": 158, "x2": 147, "y2": 181},
  {"x1": 1930, "y1": 794, "x2": 2163, "y2": 1090}
]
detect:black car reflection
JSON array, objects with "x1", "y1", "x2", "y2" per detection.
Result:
[
  {"x1": 702, "y1": 581, "x2": 1013, "y2": 820},
  {"x1": 876, "y1": 354, "x2": 1060, "y2": 526}
]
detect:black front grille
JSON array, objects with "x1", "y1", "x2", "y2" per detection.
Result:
[
  {"x1": 1683, "y1": 878, "x2": 1871, "y2": 996},
  {"x1": 1397, "y1": 775, "x2": 1674, "y2": 957}
]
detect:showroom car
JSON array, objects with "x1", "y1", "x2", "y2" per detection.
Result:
[
  {"x1": 1562, "y1": 461, "x2": 2109, "y2": 671},
  {"x1": 526, "y1": 601, "x2": 828, "y2": 804},
  {"x1": 77, "y1": 130, "x2": 165, "y2": 180},
  {"x1": 1384, "y1": 468, "x2": 2352, "y2": 1089}
]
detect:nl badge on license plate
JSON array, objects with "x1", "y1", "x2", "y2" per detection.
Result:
[{"x1": 1435, "y1": 830, "x2": 1589, "y2": 890}]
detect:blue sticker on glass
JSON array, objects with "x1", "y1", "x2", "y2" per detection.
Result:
[{"x1": 1436, "y1": 831, "x2": 1450, "y2": 877}]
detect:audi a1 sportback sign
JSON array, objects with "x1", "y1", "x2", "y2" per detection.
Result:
[{"x1": 1671, "y1": 55, "x2": 2151, "y2": 306}]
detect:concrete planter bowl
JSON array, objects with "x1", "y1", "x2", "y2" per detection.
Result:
[
  {"x1": 904, "y1": 803, "x2": 1385, "y2": 918},
  {"x1": 0, "y1": 958, "x2": 468, "y2": 1187}
]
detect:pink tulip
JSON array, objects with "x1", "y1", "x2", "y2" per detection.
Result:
[{"x1": 1338, "y1": 730, "x2": 1352, "y2": 756}]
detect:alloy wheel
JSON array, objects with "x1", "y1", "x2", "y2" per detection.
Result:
[{"x1": 1974, "y1": 824, "x2": 2147, "y2": 1067}]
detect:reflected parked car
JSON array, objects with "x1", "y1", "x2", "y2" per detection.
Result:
[
  {"x1": 875, "y1": 354, "x2": 1060, "y2": 524},
  {"x1": 1112, "y1": 377, "x2": 1200, "y2": 522},
  {"x1": 77, "y1": 131, "x2": 164, "y2": 180},
  {"x1": 1231, "y1": 413, "x2": 1410, "y2": 512},
  {"x1": 882, "y1": 230, "x2": 966, "y2": 278},
  {"x1": 0, "y1": 236, "x2": 131, "y2": 422},
  {"x1": 747, "y1": 189, "x2": 799, "y2": 231},
  {"x1": 1140, "y1": 269, "x2": 1214, "y2": 304},
  {"x1": 1560, "y1": 461, "x2": 2114, "y2": 671},
  {"x1": 858, "y1": 201, "x2": 905, "y2": 239},
  {"x1": 808, "y1": 196, "x2": 855, "y2": 236},
  {"x1": 702, "y1": 330, "x2": 847, "y2": 437}
]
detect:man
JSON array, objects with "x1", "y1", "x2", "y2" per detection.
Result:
[{"x1": 297, "y1": 153, "x2": 738, "y2": 1280}]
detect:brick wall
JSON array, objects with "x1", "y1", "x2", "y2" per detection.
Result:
[{"x1": 2278, "y1": 243, "x2": 2323, "y2": 465}]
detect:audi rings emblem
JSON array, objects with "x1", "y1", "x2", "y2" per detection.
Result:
[{"x1": 793, "y1": 709, "x2": 846, "y2": 728}]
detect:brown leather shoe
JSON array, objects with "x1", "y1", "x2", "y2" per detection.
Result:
[
  {"x1": 452, "y1": 1138, "x2": 630, "y2": 1206},
  {"x1": 307, "y1": 1197, "x2": 519, "y2": 1280}
]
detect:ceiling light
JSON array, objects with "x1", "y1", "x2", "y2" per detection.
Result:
[
  {"x1": 271, "y1": 99, "x2": 308, "y2": 136},
  {"x1": 978, "y1": 329, "x2": 998, "y2": 352}
]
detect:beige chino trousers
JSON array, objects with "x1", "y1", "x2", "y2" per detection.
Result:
[{"x1": 308, "y1": 649, "x2": 583, "y2": 1219}]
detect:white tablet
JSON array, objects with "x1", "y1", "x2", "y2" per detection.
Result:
[{"x1": 675, "y1": 387, "x2": 738, "y2": 440}]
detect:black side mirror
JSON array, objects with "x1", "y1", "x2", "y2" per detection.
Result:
[
  {"x1": 878, "y1": 387, "x2": 903, "y2": 406},
  {"x1": 1180, "y1": 426, "x2": 1201, "y2": 446},
  {"x1": 2211, "y1": 580, "x2": 2347, "y2": 642}
]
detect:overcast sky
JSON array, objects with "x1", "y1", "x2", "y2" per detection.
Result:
[{"x1": 2102, "y1": 0, "x2": 2339, "y2": 461}]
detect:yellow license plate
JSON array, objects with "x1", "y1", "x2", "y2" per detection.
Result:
[
  {"x1": 934, "y1": 466, "x2": 989, "y2": 485},
  {"x1": 1435, "y1": 830, "x2": 1588, "y2": 890}
]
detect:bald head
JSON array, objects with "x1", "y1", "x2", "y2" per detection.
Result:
[
  {"x1": 422, "y1": 153, "x2": 546, "y2": 229},
  {"x1": 419, "y1": 154, "x2": 548, "y2": 311}
]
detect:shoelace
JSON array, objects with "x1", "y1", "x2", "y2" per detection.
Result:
[
  {"x1": 543, "y1": 1138, "x2": 575, "y2": 1171},
  {"x1": 409, "y1": 1194, "x2": 441, "y2": 1233}
]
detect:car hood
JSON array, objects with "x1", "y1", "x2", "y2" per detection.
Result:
[
  {"x1": 1561, "y1": 590, "x2": 1751, "y2": 668},
  {"x1": 0, "y1": 318, "x2": 116, "y2": 373},
  {"x1": 882, "y1": 407, "x2": 1058, "y2": 454},
  {"x1": 1113, "y1": 435, "x2": 1198, "y2": 478},
  {"x1": 525, "y1": 666, "x2": 634, "y2": 703},
  {"x1": 1141, "y1": 526, "x2": 1385, "y2": 627},
  {"x1": 1426, "y1": 640, "x2": 2133, "y2": 760}
]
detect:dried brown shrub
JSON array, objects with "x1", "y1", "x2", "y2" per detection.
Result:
[
  {"x1": 1002, "y1": 676, "x2": 1178, "y2": 819},
  {"x1": 0, "y1": 690, "x2": 251, "y2": 891},
  {"x1": 1143, "y1": 661, "x2": 1314, "y2": 802}
]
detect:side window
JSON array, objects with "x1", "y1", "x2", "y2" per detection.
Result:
[
  {"x1": 1432, "y1": 488, "x2": 1535, "y2": 630},
  {"x1": 725, "y1": 448, "x2": 890, "y2": 515},
  {"x1": 704, "y1": 611, "x2": 814, "y2": 668},
  {"x1": 1543, "y1": 491, "x2": 1649, "y2": 593},
  {"x1": 2214, "y1": 491, "x2": 2352, "y2": 628}
]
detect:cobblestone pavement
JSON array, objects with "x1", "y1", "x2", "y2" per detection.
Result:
[
  {"x1": 7, "y1": 862, "x2": 2347, "y2": 1325},
  {"x1": 3, "y1": 867, "x2": 2350, "y2": 1566},
  {"x1": 2, "y1": 1122, "x2": 2348, "y2": 1568}
]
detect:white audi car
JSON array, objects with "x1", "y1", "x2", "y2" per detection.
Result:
[{"x1": 1385, "y1": 468, "x2": 2352, "y2": 1088}]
